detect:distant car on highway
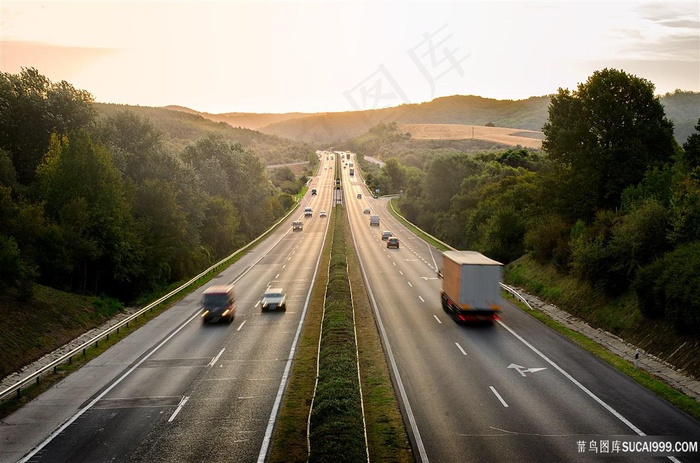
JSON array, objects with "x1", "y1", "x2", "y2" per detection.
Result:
[
  {"x1": 370, "y1": 215, "x2": 380, "y2": 226},
  {"x1": 261, "y1": 287, "x2": 286, "y2": 312},
  {"x1": 381, "y1": 230, "x2": 393, "y2": 240},
  {"x1": 357, "y1": 193, "x2": 362, "y2": 199},
  {"x1": 304, "y1": 207, "x2": 313, "y2": 217},
  {"x1": 319, "y1": 210, "x2": 327, "y2": 218},
  {"x1": 292, "y1": 221, "x2": 303, "y2": 231},
  {"x1": 311, "y1": 188, "x2": 317, "y2": 196},
  {"x1": 387, "y1": 237, "x2": 400, "y2": 249},
  {"x1": 363, "y1": 208, "x2": 371, "y2": 214}
]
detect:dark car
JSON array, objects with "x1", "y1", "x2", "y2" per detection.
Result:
[
  {"x1": 387, "y1": 237, "x2": 400, "y2": 249},
  {"x1": 201, "y1": 285, "x2": 235, "y2": 323}
]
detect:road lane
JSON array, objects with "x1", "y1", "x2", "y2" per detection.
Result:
[
  {"x1": 342, "y1": 164, "x2": 699, "y2": 463},
  {"x1": 8, "y1": 157, "x2": 334, "y2": 463}
]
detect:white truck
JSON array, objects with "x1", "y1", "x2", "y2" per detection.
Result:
[{"x1": 440, "y1": 251, "x2": 503, "y2": 323}]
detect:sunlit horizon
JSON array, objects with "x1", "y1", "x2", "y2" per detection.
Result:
[{"x1": 1, "y1": 1, "x2": 698, "y2": 114}]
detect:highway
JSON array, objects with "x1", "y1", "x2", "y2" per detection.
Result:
[
  {"x1": 339, "y1": 155, "x2": 700, "y2": 463},
  {"x1": 2, "y1": 151, "x2": 699, "y2": 463},
  {"x1": 1, "y1": 156, "x2": 336, "y2": 463}
]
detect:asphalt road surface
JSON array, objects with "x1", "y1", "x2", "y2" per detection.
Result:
[
  {"x1": 2, "y1": 156, "x2": 335, "y2": 463},
  {"x1": 340, "y1": 159, "x2": 700, "y2": 463},
  {"x1": 2, "y1": 151, "x2": 698, "y2": 463}
]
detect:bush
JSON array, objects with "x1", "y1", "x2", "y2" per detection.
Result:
[
  {"x1": 634, "y1": 241, "x2": 700, "y2": 334},
  {"x1": 524, "y1": 214, "x2": 570, "y2": 268}
]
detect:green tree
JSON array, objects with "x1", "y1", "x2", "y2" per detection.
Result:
[
  {"x1": 382, "y1": 158, "x2": 407, "y2": 193},
  {"x1": 0, "y1": 68, "x2": 95, "y2": 184},
  {"x1": 200, "y1": 195, "x2": 240, "y2": 259},
  {"x1": 134, "y1": 178, "x2": 198, "y2": 286},
  {"x1": 634, "y1": 241, "x2": 700, "y2": 334},
  {"x1": 682, "y1": 118, "x2": 700, "y2": 172},
  {"x1": 36, "y1": 131, "x2": 136, "y2": 294},
  {"x1": 542, "y1": 68, "x2": 676, "y2": 220},
  {"x1": 182, "y1": 135, "x2": 273, "y2": 237},
  {"x1": 0, "y1": 148, "x2": 17, "y2": 188}
]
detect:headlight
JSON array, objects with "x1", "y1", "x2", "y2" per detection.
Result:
[
  {"x1": 201, "y1": 310, "x2": 209, "y2": 317},
  {"x1": 222, "y1": 309, "x2": 230, "y2": 317}
]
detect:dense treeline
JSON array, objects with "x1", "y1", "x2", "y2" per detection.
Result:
[
  {"x1": 361, "y1": 69, "x2": 700, "y2": 334},
  {"x1": 0, "y1": 68, "x2": 297, "y2": 301}
]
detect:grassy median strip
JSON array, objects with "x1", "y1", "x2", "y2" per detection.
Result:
[
  {"x1": 309, "y1": 207, "x2": 365, "y2": 462},
  {"x1": 270, "y1": 205, "x2": 413, "y2": 463}
]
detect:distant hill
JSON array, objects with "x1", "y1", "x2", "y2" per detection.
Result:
[
  {"x1": 658, "y1": 91, "x2": 700, "y2": 146},
  {"x1": 161, "y1": 91, "x2": 698, "y2": 147},
  {"x1": 257, "y1": 93, "x2": 699, "y2": 145},
  {"x1": 93, "y1": 103, "x2": 313, "y2": 165},
  {"x1": 163, "y1": 105, "x2": 309, "y2": 130},
  {"x1": 257, "y1": 95, "x2": 551, "y2": 144}
]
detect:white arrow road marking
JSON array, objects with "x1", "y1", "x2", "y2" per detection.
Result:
[{"x1": 508, "y1": 363, "x2": 547, "y2": 377}]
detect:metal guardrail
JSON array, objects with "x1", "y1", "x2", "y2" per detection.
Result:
[
  {"x1": 0, "y1": 202, "x2": 301, "y2": 404},
  {"x1": 499, "y1": 283, "x2": 535, "y2": 310}
]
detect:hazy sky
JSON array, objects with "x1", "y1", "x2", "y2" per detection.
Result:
[{"x1": 1, "y1": 1, "x2": 698, "y2": 114}]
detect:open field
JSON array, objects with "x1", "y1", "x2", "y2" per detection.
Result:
[{"x1": 400, "y1": 123, "x2": 543, "y2": 149}]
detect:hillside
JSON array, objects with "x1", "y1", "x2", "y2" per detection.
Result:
[
  {"x1": 177, "y1": 92, "x2": 697, "y2": 146},
  {"x1": 94, "y1": 103, "x2": 313, "y2": 165},
  {"x1": 163, "y1": 105, "x2": 309, "y2": 130},
  {"x1": 400, "y1": 124, "x2": 543, "y2": 149},
  {"x1": 258, "y1": 95, "x2": 550, "y2": 143}
]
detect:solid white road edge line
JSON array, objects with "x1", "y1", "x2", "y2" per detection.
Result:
[
  {"x1": 490, "y1": 386, "x2": 509, "y2": 407},
  {"x1": 168, "y1": 396, "x2": 190, "y2": 422},
  {"x1": 208, "y1": 348, "x2": 226, "y2": 367}
]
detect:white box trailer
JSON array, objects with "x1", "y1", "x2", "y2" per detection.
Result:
[{"x1": 440, "y1": 251, "x2": 503, "y2": 323}]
